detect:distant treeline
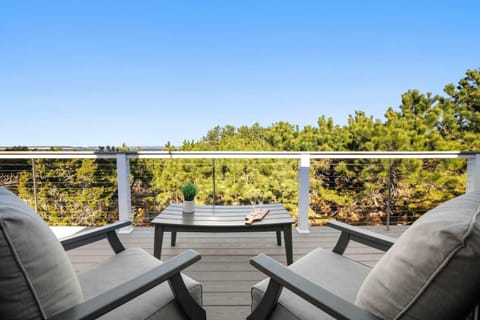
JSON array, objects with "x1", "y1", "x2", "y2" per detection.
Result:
[{"x1": 1, "y1": 69, "x2": 479, "y2": 226}]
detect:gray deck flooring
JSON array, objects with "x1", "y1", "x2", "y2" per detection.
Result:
[{"x1": 66, "y1": 225, "x2": 407, "y2": 320}]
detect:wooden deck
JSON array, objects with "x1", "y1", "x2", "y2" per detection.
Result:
[{"x1": 66, "y1": 225, "x2": 407, "y2": 320}]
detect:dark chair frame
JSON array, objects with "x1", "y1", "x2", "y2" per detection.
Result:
[
  {"x1": 248, "y1": 220, "x2": 479, "y2": 320},
  {"x1": 50, "y1": 221, "x2": 206, "y2": 320}
]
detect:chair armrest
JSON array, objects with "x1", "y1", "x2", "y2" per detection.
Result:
[
  {"x1": 327, "y1": 220, "x2": 396, "y2": 254},
  {"x1": 49, "y1": 249, "x2": 206, "y2": 320},
  {"x1": 60, "y1": 221, "x2": 131, "y2": 252},
  {"x1": 248, "y1": 254, "x2": 381, "y2": 320}
]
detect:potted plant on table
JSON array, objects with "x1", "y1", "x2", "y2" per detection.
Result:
[{"x1": 180, "y1": 182, "x2": 198, "y2": 213}]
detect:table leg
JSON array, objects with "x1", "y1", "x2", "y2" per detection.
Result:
[
  {"x1": 283, "y1": 225, "x2": 293, "y2": 265},
  {"x1": 154, "y1": 224, "x2": 165, "y2": 259},
  {"x1": 276, "y1": 230, "x2": 282, "y2": 246},
  {"x1": 171, "y1": 231, "x2": 177, "y2": 246}
]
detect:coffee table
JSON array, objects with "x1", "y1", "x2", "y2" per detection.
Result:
[{"x1": 152, "y1": 203, "x2": 295, "y2": 265}]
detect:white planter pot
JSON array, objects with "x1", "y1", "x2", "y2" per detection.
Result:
[{"x1": 183, "y1": 200, "x2": 195, "y2": 213}]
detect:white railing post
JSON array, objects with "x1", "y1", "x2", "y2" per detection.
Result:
[
  {"x1": 297, "y1": 153, "x2": 310, "y2": 233},
  {"x1": 466, "y1": 153, "x2": 480, "y2": 193},
  {"x1": 116, "y1": 153, "x2": 133, "y2": 233}
]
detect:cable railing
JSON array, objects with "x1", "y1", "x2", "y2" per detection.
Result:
[{"x1": 0, "y1": 151, "x2": 478, "y2": 232}]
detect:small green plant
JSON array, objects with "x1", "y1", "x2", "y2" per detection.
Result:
[{"x1": 180, "y1": 182, "x2": 199, "y2": 201}]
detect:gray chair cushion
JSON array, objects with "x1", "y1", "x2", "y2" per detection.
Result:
[
  {"x1": 0, "y1": 187, "x2": 83, "y2": 319},
  {"x1": 78, "y1": 247, "x2": 203, "y2": 320},
  {"x1": 252, "y1": 248, "x2": 371, "y2": 320},
  {"x1": 355, "y1": 192, "x2": 480, "y2": 319}
]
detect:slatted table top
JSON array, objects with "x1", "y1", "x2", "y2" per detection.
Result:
[{"x1": 152, "y1": 203, "x2": 295, "y2": 227}]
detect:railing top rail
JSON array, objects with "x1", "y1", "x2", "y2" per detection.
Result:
[
  {"x1": 0, "y1": 150, "x2": 477, "y2": 159},
  {"x1": 132, "y1": 151, "x2": 476, "y2": 159},
  {"x1": 0, "y1": 151, "x2": 117, "y2": 159}
]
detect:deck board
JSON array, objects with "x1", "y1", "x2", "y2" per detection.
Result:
[{"x1": 66, "y1": 225, "x2": 407, "y2": 320}]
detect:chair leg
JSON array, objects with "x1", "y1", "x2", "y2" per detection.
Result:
[
  {"x1": 169, "y1": 273, "x2": 206, "y2": 320},
  {"x1": 248, "y1": 279, "x2": 283, "y2": 320}
]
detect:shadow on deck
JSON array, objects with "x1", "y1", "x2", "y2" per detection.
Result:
[{"x1": 65, "y1": 225, "x2": 407, "y2": 320}]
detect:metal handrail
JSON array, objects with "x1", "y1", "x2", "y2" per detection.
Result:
[{"x1": 0, "y1": 150, "x2": 476, "y2": 159}]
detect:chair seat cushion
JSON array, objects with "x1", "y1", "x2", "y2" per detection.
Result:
[
  {"x1": 0, "y1": 187, "x2": 83, "y2": 320},
  {"x1": 355, "y1": 192, "x2": 480, "y2": 319},
  {"x1": 251, "y1": 248, "x2": 371, "y2": 320},
  {"x1": 78, "y1": 247, "x2": 203, "y2": 320}
]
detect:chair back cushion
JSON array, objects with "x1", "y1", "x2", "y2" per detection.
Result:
[
  {"x1": 0, "y1": 187, "x2": 83, "y2": 319},
  {"x1": 355, "y1": 192, "x2": 480, "y2": 319}
]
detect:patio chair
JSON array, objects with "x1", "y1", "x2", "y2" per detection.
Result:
[
  {"x1": 248, "y1": 191, "x2": 480, "y2": 320},
  {"x1": 0, "y1": 187, "x2": 206, "y2": 320}
]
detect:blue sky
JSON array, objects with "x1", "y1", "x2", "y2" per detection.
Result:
[{"x1": 1, "y1": 1, "x2": 478, "y2": 147}]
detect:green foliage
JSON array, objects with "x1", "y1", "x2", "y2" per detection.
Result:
[
  {"x1": 180, "y1": 182, "x2": 199, "y2": 201},
  {"x1": 16, "y1": 158, "x2": 116, "y2": 226}
]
